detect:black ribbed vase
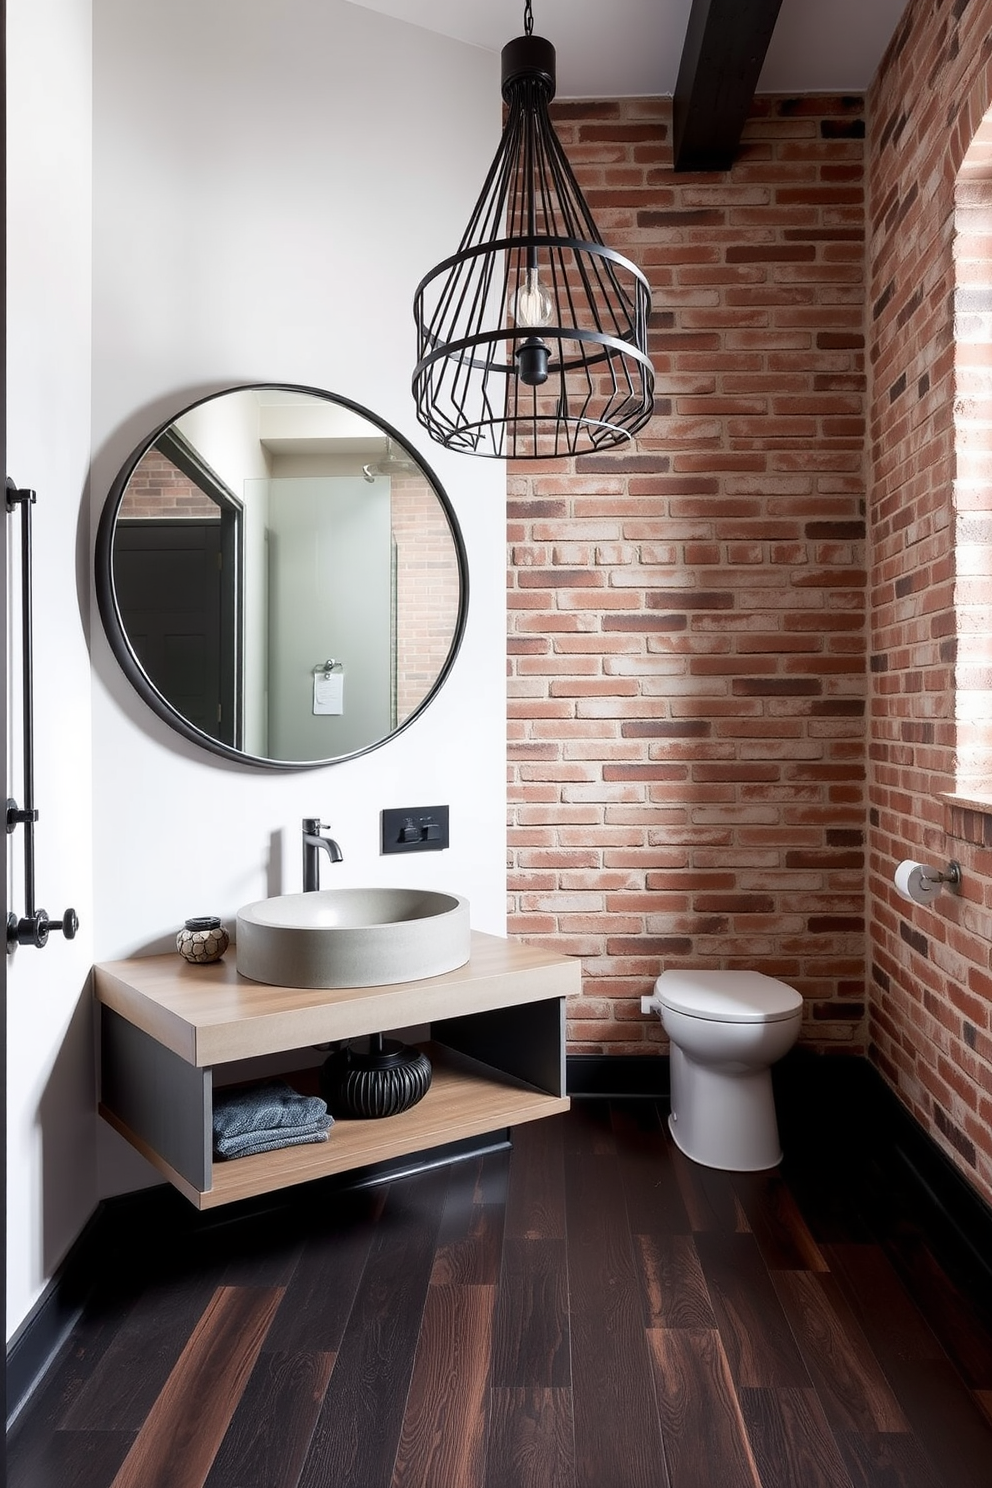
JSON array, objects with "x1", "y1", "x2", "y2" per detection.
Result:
[{"x1": 319, "y1": 1034, "x2": 432, "y2": 1119}]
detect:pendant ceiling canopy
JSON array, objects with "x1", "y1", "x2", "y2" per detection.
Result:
[{"x1": 412, "y1": 2, "x2": 655, "y2": 461}]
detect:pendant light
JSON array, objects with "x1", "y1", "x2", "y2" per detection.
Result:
[{"x1": 412, "y1": 1, "x2": 655, "y2": 460}]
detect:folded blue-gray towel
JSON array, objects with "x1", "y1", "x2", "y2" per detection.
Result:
[
  {"x1": 215, "y1": 1122, "x2": 331, "y2": 1160},
  {"x1": 213, "y1": 1079, "x2": 333, "y2": 1159}
]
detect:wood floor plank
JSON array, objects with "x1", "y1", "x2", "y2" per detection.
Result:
[
  {"x1": 733, "y1": 1169, "x2": 830, "y2": 1272},
  {"x1": 670, "y1": 1146, "x2": 752, "y2": 1234},
  {"x1": 824, "y1": 1245, "x2": 992, "y2": 1488},
  {"x1": 823, "y1": 1243, "x2": 946, "y2": 1362},
  {"x1": 61, "y1": 1265, "x2": 231, "y2": 1431},
  {"x1": 782, "y1": 1160, "x2": 875, "y2": 1246},
  {"x1": 610, "y1": 1101, "x2": 692, "y2": 1235},
  {"x1": 647, "y1": 1328, "x2": 759, "y2": 1488},
  {"x1": 504, "y1": 1113, "x2": 567, "y2": 1241},
  {"x1": 8, "y1": 1285, "x2": 136, "y2": 1447},
  {"x1": 109, "y1": 1285, "x2": 284, "y2": 1488},
  {"x1": 564, "y1": 1125, "x2": 667, "y2": 1488},
  {"x1": 491, "y1": 1238, "x2": 570, "y2": 1388},
  {"x1": 564, "y1": 1099, "x2": 617, "y2": 1157},
  {"x1": 431, "y1": 1200, "x2": 503, "y2": 1286},
  {"x1": 874, "y1": 1359, "x2": 992, "y2": 1488},
  {"x1": 736, "y1": 1386, "x2": 853, "y2": 1488},
  {"x1": 419, "y1": 1150, "x2": 509, "y2": 1214},
  {"x1": 296, "y1": 1168, "x2": 449, "y2": 1488},
  {"x1": 435, "y1": 1157, "x2": 489, "y2": 1248},
  {"x1": 880, "y1": 1225, "x2": 992, "y2": 1388},
  {"x1": 392, "y1": 1284, "x2": 493, "y2": 1488},
  {"x1": 7, "y1": 1428, "x2": 136, "y2": 1488},
  {"x1": 485, "y1": 1387, "x2": 575, "y2": 1488},
  {"x1": 217, "y1": 1216, "x2": 305, "y2": 1288},
  {"x1": 262, "y1": 1188, "x2": 384, "y2": 1354},
  {"x1": 203, "y1": 1351, "x2": 335, "y2": 1488},
  {"x1": 771, "y1": 1269, "x2": 909, "y2": 1434},
  {"x1": 474, "y1": 1148, "x2": 512, "y2": 1208},
  {"x1": 634, "y1": 1232, "x2": 716, "y2": 1330},
  {"x1": 693, "y1": 1231, "x2": 812, "y2": 1388},
  {"x1": 834, "y1": 1429, "x2": 946, "y2": 1488},
  {"x1": 431, "y1": 1159, "x2": 504, "y2": 1286}
]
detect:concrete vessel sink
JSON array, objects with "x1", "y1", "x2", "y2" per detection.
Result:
[{"x1": 236, "y1": 887, "x2": 471, "y2": 989}]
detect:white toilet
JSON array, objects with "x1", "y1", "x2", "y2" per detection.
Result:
[{"x1": 650, "y1": 969, "x2": 803, "y2": 1171}]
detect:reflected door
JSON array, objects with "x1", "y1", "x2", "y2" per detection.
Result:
[
  {"x1": 114, "y1": 520, "x2": 238, "y2": 745},
  {"x1": 264, "y1": 478, "x2": 392, "y2": 760}
]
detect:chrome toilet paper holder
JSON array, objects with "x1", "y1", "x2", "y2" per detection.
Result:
[
  {"x1": 894, "y1": 857, "x2": 963, "y2": 908},
  {"x1": 921, "y1": 860, "x2": 962, "y2": 891}
]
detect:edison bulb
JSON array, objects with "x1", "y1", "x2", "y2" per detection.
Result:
[{"x1": 513, "y1": 267, "x2": 554, "y2": 329}]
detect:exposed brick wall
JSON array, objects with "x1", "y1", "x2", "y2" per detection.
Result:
[
  {"x1": 507, "y1": 96, "x2": 869, "y2": 1057},
  {"x1": 867, "y1": 0, "x2": 992, "y2": 1207}
]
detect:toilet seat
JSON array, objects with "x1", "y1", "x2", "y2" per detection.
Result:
[{"x1": 655, "y1": 969, "x2": 802, "y2": 1023}]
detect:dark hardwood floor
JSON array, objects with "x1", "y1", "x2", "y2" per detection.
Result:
[{"x1": 8, "y1": 1098, "x2": 992, "y2": 1488}]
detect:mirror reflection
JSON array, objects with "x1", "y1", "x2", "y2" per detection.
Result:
[{"x1": 97, "y1": 386, "x2": 467, "y2": 767}]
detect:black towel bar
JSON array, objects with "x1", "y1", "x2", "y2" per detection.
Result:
[{"x1": 6, "y1": 477, "x2": 78, "y2": 949}]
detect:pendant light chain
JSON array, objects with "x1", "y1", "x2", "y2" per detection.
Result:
[{"x1": 524, "y1": 1, "x2": 534, "y2": 37}]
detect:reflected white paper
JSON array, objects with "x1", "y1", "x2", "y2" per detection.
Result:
[{"x1": 313, "y1": 671, "x2": 344, "y2": 715}]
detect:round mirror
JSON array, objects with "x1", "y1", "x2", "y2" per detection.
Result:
[{"x1": 96, "y1": 385, "x2": 468, "y2": 768}]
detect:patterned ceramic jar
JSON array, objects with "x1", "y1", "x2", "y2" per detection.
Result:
[
  {"x1": 176, "y1": 916, "x2": 230, "y2": 964},
  {"x1": 320, "y1": 1035, "x2": 432, "y2": 1119}
]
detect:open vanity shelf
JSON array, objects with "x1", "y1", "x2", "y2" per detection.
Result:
[{"x1": 95, "y1": 931, "x2": 578, "y2": 1208}]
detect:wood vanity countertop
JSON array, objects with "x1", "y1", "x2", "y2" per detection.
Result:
[{"x1": 94, "y1": 930, "x2": 580, "y2": 1067}]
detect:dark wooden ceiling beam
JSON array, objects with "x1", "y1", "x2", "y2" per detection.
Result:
[{"x1": 672, "y1": 0, "x2": 784, "y2": 172}]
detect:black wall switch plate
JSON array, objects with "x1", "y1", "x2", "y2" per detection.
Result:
[{"x1": 381, "y1": 805, "x2": 450, "y2": 854}]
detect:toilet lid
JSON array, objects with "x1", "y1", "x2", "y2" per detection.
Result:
[{"x1": 655, "y1": 969, "x2": 803, "y2": 1023}]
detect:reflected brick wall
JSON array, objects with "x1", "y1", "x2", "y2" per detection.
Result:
[
  {"x1": 119, "y1": 448, "x2": 218, "y2": 518},
  {"x1": 391, "y1": 474, "x2": 461, "y2": 724}
]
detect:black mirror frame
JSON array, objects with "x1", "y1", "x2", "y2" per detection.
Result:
[{"x1": 95, "y1": 383, "x2": 470, "y2": 770}]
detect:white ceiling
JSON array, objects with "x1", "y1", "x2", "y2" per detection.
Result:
[{"x1": 344, "y1": 0, "x2": 911, "y2": 99}]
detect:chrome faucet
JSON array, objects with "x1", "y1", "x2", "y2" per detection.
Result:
[{"x1": 302, "y1": 817, "x2": 343, "y2": 891}]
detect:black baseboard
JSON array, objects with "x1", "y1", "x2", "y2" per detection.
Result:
[
  {"x1": 6, "y1": 1205, "x2": 107, "y2": 1432},
  {"x1": 10, "y1": 1053, "x2": 992, "y2": 1428},
  {"x1": 566, "y1": 1053, "x2": 670, "y2": 1097},
  {"x1": 885, "y1": 1084, "x2": 992, "y2": 1303}
]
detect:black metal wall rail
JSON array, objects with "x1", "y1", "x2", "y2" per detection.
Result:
[{"x1": 6, "y1": 477, "x2": 78, "y2": 949}]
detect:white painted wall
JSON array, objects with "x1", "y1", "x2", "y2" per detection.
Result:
[
  {"x1": 6, "y1": 0, "x2": 97, "y2": 1342},
  {"x1": 89, "y1": 6, "x2": 507, "y2": 1189},
  {"x1": 7, "y1": 0, "x2": 507, "y2": 1341}
]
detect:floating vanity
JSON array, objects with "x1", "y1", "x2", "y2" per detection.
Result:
[{"x1": 95, "y1": 931, "x2": 577, "y2": 1209}]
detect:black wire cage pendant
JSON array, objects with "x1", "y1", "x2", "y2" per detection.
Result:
[{"x1": 412, "y1": 5, "x2": 655, "y2": 460}]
